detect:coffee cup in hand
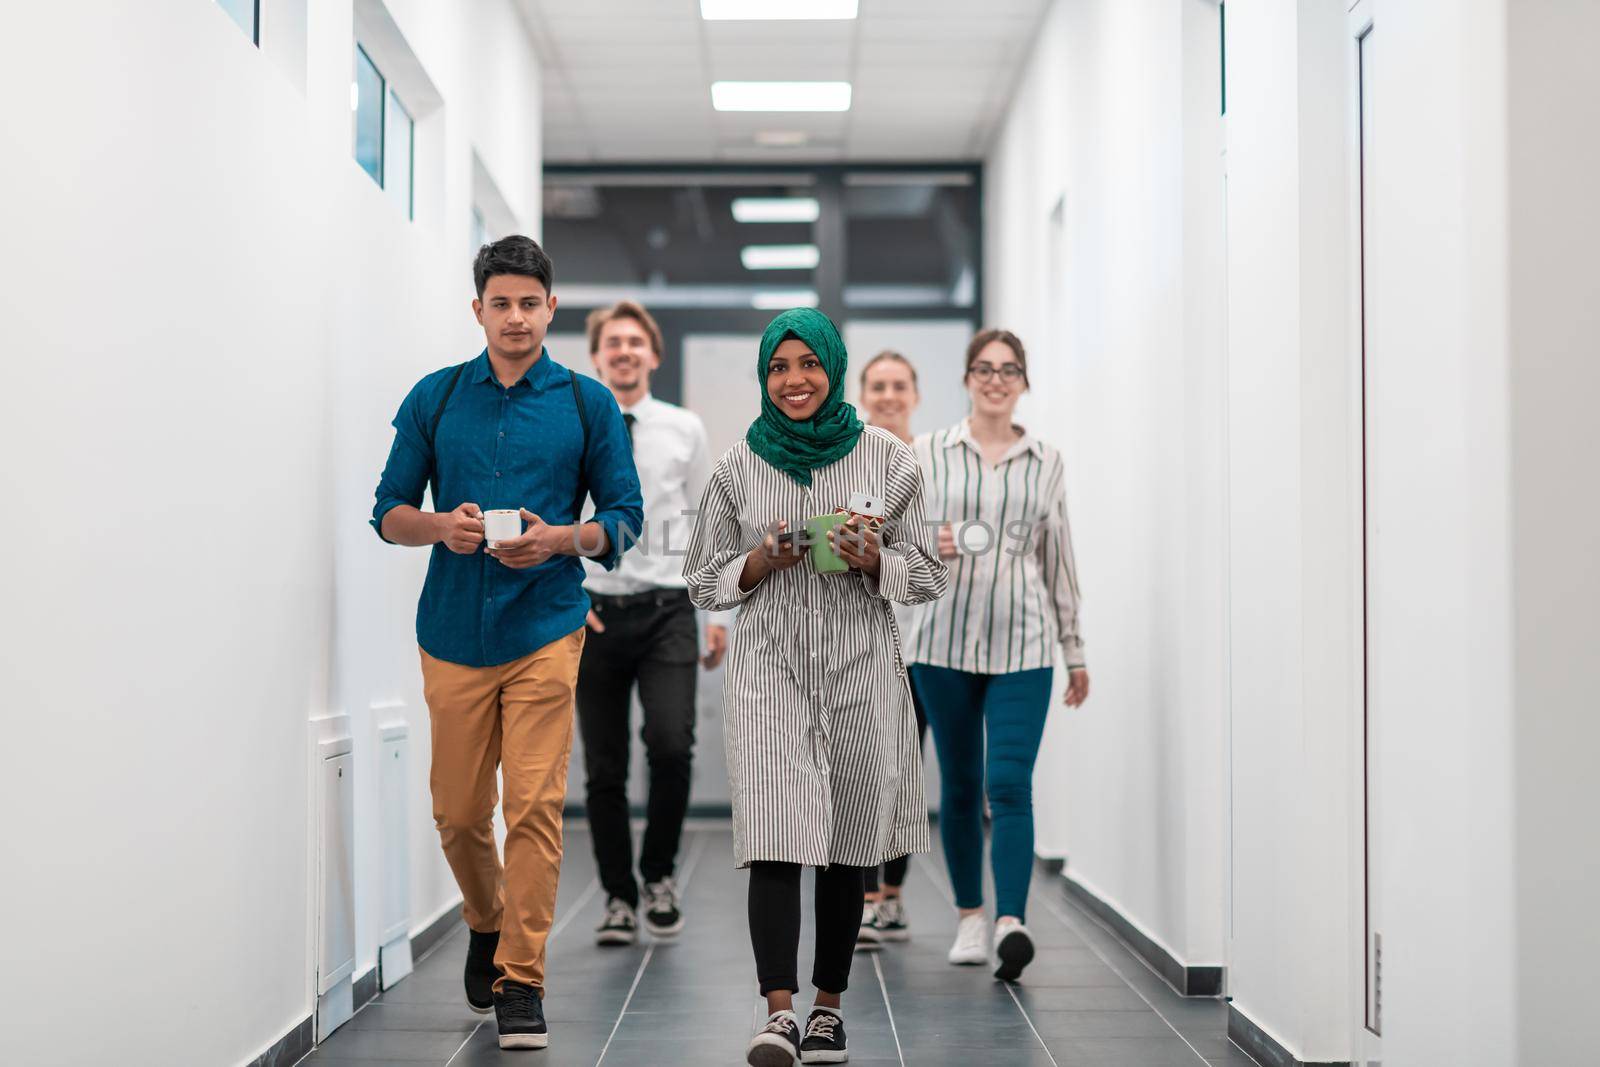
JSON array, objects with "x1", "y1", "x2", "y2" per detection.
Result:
[{"x1": 484, "y1": 509, "x2": 522, "y2": 547}]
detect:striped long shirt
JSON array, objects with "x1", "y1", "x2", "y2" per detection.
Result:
[
  {"x1": 905, "y1": 419, "x2": 1086, "y2": 675},
  {"x1": 683, "y1": 428, "x2": 948, "y2": 868}
]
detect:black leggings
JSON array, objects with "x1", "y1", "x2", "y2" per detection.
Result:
[
  {"x1": 748, "y1": 862, "x2": 868, "y2": 996},
  {"x1": 864, "y1": 854, "x2": 910, "y2": 893}
]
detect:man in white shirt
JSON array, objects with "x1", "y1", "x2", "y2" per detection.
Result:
[{"x1": 577, "y1": 300, "x2": 729, "y2": 945}]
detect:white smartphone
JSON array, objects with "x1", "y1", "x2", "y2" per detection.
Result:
[{"x1": 847, "y1": 492, "x2": 885, "y2": 521}]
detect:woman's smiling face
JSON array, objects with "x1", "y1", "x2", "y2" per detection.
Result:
[{"x1": 766, "y1": 337, "x2": 830, "y2": 421}]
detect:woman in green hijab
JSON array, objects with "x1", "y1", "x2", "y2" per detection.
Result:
[{"x1": 684, "y1": 308, "x2": 949, "y2": 1066}]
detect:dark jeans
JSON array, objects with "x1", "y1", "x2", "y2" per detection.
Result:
[
  {"x1": 864, "y1": 685, "x2": 928, "y2": 894},
  {"x1": 575, "y1": 588, "x2": 698, "y2": 909},
  {"x1": 748, "y1": 862, "x2": 868, "y2": 996}
]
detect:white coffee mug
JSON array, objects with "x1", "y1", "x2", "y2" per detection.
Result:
[{"x1": 483, "y1": 509, "x2": 522, "y2": 547}]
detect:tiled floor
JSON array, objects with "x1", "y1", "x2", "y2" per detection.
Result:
[{"x1": 300, "y1": 823, "x2": 1259, "y2": 1066}]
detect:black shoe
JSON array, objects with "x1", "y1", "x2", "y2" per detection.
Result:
[
  {"x1": 993, "y1": 920, "x2": 1036, "y2": 983},
  {"x1": 464, "y1": 928, "x2": 501, "y2": 1014},
  {"x1": 595, "y1": 897, "x2": 638, "y2": 946},
  {"x1": 800, "y1": 1007, "x2": 848, "y2": 1064},
  {"x1": 642, "y1": 877, "x2": 685, "y2": 938},
  {"x1": 494, "y1": 981, "x2": 549, "y2": 1050},
  {"x1": 747, "y1": 1010, "x2": 801, "y2": 1067}
]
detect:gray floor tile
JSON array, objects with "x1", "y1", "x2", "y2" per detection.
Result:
[
  {"x1": 303, "y1": 1027, "x2": 474, "y2": 1062},
  {"x1": 1051, "y1": 1035, "x2": 1212, "y2": 1066},
  {"x1": 1026, "y1": 1008, "x2": 1181, "y2": 1039},
  {"x1": 1010, "y1": 984, "x2": 1153, "y2": 1012},
  {"x1": 290, "y1": 822, "x2": 1241, "y2": 1067},
  {"x1": 344, "y1": 1001, "x2": 484, "y2": 1033}
]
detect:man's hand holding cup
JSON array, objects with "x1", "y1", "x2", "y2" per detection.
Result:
[
  {"x1": 438, "y1": 503, "x2": 486, "y2": 555},
  {"x1": 487, "y1": 509, "x2": 558, "y2": 570}
]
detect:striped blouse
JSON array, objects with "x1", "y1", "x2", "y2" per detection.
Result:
[
  {"x1": 682, "y1": 427, "x2": 948, "y2": 868},
  {"x1": 905, "y1": 419, "x2": 1086, "y2": 675}
]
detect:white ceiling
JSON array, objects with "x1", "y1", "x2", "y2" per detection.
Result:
[{"x1": 516, "y1": 0, "x2": 1052, "y2": 163}]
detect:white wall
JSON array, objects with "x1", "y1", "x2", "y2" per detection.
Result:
[
  {"x1": 0, "y1": 1, "x2": 543, "y2": 1063},
  {"x1": 1222, "y1": 2, "x2": 1361, "y2": 1058},
  {"x1": 986, "y1": 1, "x2": 1594, "y2": 1064},
  {"x1": 1502, "y1": 3, "x2": 1599, "y2": 1064},
  {"x1": 984, "y1": 0, "x2": 1230, "y2": 971}
]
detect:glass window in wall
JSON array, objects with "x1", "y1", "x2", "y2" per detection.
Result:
[
  {"x1": 215, "y1": 0, "x2": 258, "y2": 44},
  {"x1": 384, "y1": 86, "x2": 414, "y2": 220},
  {"x1": 543, "y1": 177, "x2": 821, "y2": 310},
  {"x1": 471, "y1": 206, "x2": 491, "y2": 255},
  {"x1": 842, "y1": 173, "x2": 978, "y2": 310},
  {"x1": 352, "y1": 45, "x2": 384, "y2": 187}
]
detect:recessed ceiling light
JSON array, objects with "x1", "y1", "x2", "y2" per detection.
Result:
[
  {"x1": 742, "y1": 245, "x2": 821, "y2": 270},
  {"x1": 751, "y1": 289, "x2": 821, "y2": 310},
  {"x1": 755, "y1": 130, "x2": 809, "y2": 147},
  {"x1": 701, "y1": 0, "x2": 858, "y2": 20},
  {"x1": 712, "y1": 82, "x2": 852, "y2": 113},
  {"x1": 732, "y1": 198, "x2": 821, "y2": 223}
]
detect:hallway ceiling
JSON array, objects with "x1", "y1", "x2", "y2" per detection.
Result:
[{"x1": 517, "y1": 0, "x2": 1052, "y2": 162}]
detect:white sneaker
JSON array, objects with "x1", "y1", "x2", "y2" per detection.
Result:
[
  {"x1": 855, "y1": 902, "x2": 883, "y2": 952},
  {"x1": 993, "y1": 918, "x2": 1035, "y2": 982},
  {"x1": 874, "y1": 897, "x2": 910, "y2": 942},
  {"x1": 947, "y1": 912, "x2": 988, "y2": 965}
]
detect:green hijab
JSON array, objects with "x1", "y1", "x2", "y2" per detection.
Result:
[{"x1": 745, "y1": 308, "x2": 864, "y2": 486}]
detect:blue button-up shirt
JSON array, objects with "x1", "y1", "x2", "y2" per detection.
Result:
[{"x1": 371, "y1": 349, "x2": 644, "y2": 667}]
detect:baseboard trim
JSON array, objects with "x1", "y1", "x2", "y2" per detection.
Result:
[
  {"x1": 1061, "y1": 873, "x2": 1224, "y2": 997},
  {"x1": 352, "y1": 967, "x2": 379, "y2": 1012},
  {"x1": 410, "y1": 903, "x2": 464, "y2": 962},
  {"x1": 1228, "y1": 1004, "x2": 1352, "y2": 1067},
  {"x1": 246, "y1": 1016, "x2": 313, "y2": 1067}
]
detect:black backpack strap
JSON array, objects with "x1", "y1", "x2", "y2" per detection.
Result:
[
  {"x1": 424, "y1": 361, "x2": 469, "y2": 508},
  {"x1": 569, "y1": 370, "x2": 591, "y2": 517}
]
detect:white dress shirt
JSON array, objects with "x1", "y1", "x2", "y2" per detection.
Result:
[{"x1": 583, "y1": 395, "x2": 726, "y2": 624}]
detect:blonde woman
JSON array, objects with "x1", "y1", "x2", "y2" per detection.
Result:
[{"x1": 852, "y1": 351, "x2": 929, "y2": 950}]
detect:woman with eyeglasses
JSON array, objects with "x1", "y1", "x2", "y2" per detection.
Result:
[
  {"x1": 851, "y1": 351, "x2": 930, "y2": 950},
  {"x1": 905, "y1": 328, "x2": 1091, "y2": 983},
  {"x1": 683, "y1": 310, "x2": 947, "y2": 1066}
]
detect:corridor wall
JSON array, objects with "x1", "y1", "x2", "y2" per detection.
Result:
[
  {"x1": 989, "y1": 0, "x2": 1598, "y2": 1064},
  {"x1": 984, "y1": 0, "x2": 1230, "y2": 978},
  {"x1": 0, "y1": 1, "x2": 543, "y2": 1063}
]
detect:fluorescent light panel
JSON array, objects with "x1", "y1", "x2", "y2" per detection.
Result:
[
  {"x1": 741, "y1": 244, "x2": 820, "y2": 270},
  {"x1": 751, "y1": 289, "x2": 820, "y2": 310},
  {"x1": 701, "y1": 0, "x2": 858, "y2": 19},
  {"x1": 732, "y1": 197, "x2": 821, "y2": 223},
  {"x1": 712, "y1": 81, "x2": 852, "y2": 112}
]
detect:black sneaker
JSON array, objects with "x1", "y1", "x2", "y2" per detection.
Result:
[
  {"x1": 800, "y1": 1007, "x2": 848, "y2": 1064},
  {"x1": 493, "y1": 981, "x2": 548, "y2": 1050},
  {"x1": 993, "y1": 919, "x2": 1036, "y2": 982},
  {"x1": 464, "y1": 928, "x2": 501, "y2": 1014},
  {"x1": 642, "y1": 877, "x2": 685, "y2": 938},
  {"x1": 595, "y1": 897, "x2": 638, "y2": 946},
  {"x1": 854, "y1": 902, "x2": 882, "y2": 952},
  {"x1": 874, "y1": 897, "x2": 910, "y2": 942},
  {"x1": 746, "y1": 1010, "x2": 801, "y2": 1067}
]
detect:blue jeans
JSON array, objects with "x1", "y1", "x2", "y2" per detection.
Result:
[{"x1": 911, "y1": 664, "x2": 1053, "y2": 921}]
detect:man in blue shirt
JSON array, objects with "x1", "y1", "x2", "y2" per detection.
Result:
[{"x1": 371, "y1": 236, "x2": 642, "y2": 1052}]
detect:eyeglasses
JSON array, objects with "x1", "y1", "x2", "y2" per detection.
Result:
[{"x1": 968, "y1": 363, "x2": 1025, "y2": 383}]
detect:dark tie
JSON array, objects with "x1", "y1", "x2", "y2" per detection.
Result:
[{"x1": 623, "y1": 412, "x2": 636, "y2": 451}]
